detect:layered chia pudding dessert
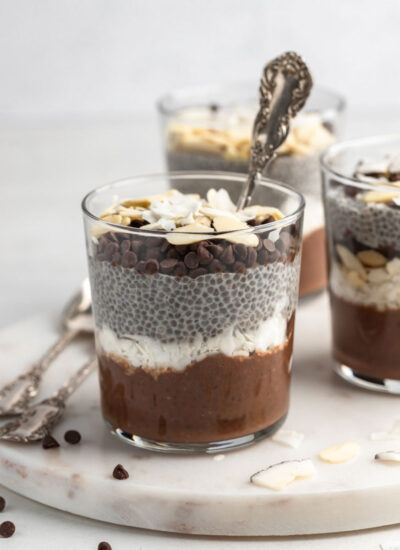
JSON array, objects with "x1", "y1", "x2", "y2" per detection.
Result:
[
  {"x1": 322, "y1": 136, "x2": 400, "y2": 392},
  {"x1": 82, "y1": 173, "x2": 304, "y2": 452},
  {"x1": 158, "y1": 84, "x2": 345, "y2": 298}
]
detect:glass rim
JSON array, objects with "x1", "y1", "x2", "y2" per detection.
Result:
[
  {"x1": 81, "y1": 170, "x2": 305, "y2": 237},
  {"x1": 320, "y1": 133, "x2": 400, "y2": 191},
  {"x1": 157, "y1": 81, "x2": 346, "y2": 117}
]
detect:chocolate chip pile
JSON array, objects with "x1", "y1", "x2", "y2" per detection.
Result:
[{"x1": 94, "y1": 224, "x2": 297, "y2": 277}]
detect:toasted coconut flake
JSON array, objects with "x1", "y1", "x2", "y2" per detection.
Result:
[
  {"x1": 319, "y1": 442, "x2": 360, "y2": 464},
  {"x1": 272, "y1": 429, "x2": 304, "y2": 449},
  {"x1": 250, "y1": 459, "x2": 315, "y2": 491},
  {"x1": 213, "y1": 216, "x2": 259, "y2": 247},
  {"x1": 166, "y1": 223, "x2": 214, "y2": 245},
  {"x1": 375, "y1": 450, "x2": 400, "y2": 464},
  {"x1": 206, "y1": 188, "x2": 236, "y2": 213}
]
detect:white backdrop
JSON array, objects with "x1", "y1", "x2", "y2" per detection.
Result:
[{"x1": 0, "y1": 0, "x2": 399, "y2": 117}]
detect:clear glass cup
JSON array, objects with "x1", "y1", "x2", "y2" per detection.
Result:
[
  {"x1": 82, "y1": 172, "x2": 305, "y2": 453},
  {"x1": 321, "y1": 135, "x2": 400, "y2": 393},
  {"x1": 157, "y1": 83, "x2": 346, "y2": 299}
]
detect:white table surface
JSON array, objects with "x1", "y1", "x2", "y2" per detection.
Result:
[{"x1": 1, "y1": 106, "x2": 400, "y2": 549}]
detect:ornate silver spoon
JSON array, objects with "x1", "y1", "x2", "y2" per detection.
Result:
[
  {"x1": 0, "y1": 358, "x2": 97, "y2": 442},
  {"x1": 0, "y1": 278, "x2": 93, "y2": 416},
  {"x1": 236, "y1": 51, "x2": 313, "y2": 210}
]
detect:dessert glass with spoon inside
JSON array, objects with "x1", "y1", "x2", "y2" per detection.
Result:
[
  {"x1": 82, "y1": 172, "x2": 304, "y2": 452},
  {"x1": 321, "y1": 135, "x2": 400, "y2": 393},
  {"x1": 158, "y1": 84, "x2": 345, "y2": 298}
]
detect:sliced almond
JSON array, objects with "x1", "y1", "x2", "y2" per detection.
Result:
[
  {"x1": 271, "y1": 429, "x2": 304, "y2": 449},
  {"x1": 362, "y1": 190, "x2": 400, "y2": 204},
  {"x1": 242, "y1": 205, "x2": 284, "y2": 222},
  {"x1": 102, "y1": 214, "x2": 123, "y2": 225},
  {"x1": 319, "y1": 442, "x2": 359, "y2": 464},
  {"x1": 194, "y1": 216, "x2": 212, "y2": 227},
  {"x1": 336, "y1": 245, "x2": 367, "y2": 277},
  {"x1": 345, "y1": 270, "x2": 366, "y2": 288},
  {"x1": 375, "y1": 450, "x2": 400, "y2": 464},
  {"x1": 213, "y1": 216, "x2": 258, "y2": 247},
  {"x1": 367, "y1": 268, "x2": 390, "y2": 284},
  {"x1": 166, "y1": 223, "x2": 214, "y2": 245},
  {"x1": 357, "y1": 249, "x2": 387, "y2": 267},
  {"x1": 250, "y1": 459, "x2": 315, "y2": 491},
  {"x1": 121, "y1": 189, "x2": 179, "y2": 209}
]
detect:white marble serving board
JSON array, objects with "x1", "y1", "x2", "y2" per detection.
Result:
[{"x1": 0, "y1": 293, "x2": 399, "y2": 537}]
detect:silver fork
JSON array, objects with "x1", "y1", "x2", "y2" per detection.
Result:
[
  {"x1": 0, "y1": 358, "x2": 97, "y2": 442},
  {"x1": 0, "y1": 279, "x2": 93, "y2": 416}
]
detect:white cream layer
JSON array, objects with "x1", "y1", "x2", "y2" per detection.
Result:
[
  {"x1": 331, "y1": 261, "x2": 400, "y2": 310},
  {"x1": 97, "y1": 313, "x2": 288, "y2": 372}
]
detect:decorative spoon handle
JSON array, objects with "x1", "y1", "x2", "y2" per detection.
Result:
[
  {"x1": 54, "y1": 358, "x2": 97, "y2": 402},
  {"x1": 236, "y1": 51, "x2": 313, "y2": 211}
]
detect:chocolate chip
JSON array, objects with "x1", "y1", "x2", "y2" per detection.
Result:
[
  {"x1": 135, "y1": 260, "x2": 146, "y2": 274},
  {"x1": 106, "y1": 232, "x2": 118, "y2": 243},
  {"x1": 184, "y1": 251, "x2": 199, "y2": 269},
  {"x1": 233, "y1": 243, "x2": 247, "y2": 261},
  {"x1": 121, "y1": 251, "x2": 137, "y2": 268},
  {"x1": 248, "y1": 219, "x2": 261, "y2": 227},
  {"x1": 160, "y1": 240, "x2": 170, "y2": 253},
  {"x1": 189, "y1": 268, "x2": 208, "y2": 279},
  {"x1": 0, "y1": 521, "x2": 15, "y2": 538},
  {"x1": 263, "y1": 238, "x2": 276, "y2": 252},
  {"x1": 210, "y1": 103, "x2": 219, "y2": 112},
  {"x1": 160, "y1": 258, "x2": 178, "y2": 274},
  {"x1": 197, "y1": 245, "x2": 213, "y2": 266},
  {"x1": 256, "y1": 237, "x2": 263, "y2": 251},
  {"x1": 144, "y1": 247, "x2": 162, "y2": 261},
  {"x1": 64, "y1": 430, "x2": 81, "y2": 445},
  {"x1": 104, "y1": 241, "x2": 119, "y2": 260},
  {"x1": 175, "y1": 245, "x2": 188, "y2": 256},
  {"x1": 120, "y1": 239, "x2": 131, "y2": 254},
  {"x1": 42, "y1": 434, "x2": 60, "y2": 450},
  {"x1": 220, "y1": 245, "x2": 235, "y2": 265},
  {"x1": 98, "y1": 543, "x2": 112, "y2": 550},
  {"x1": 257, "y1": 249, "x2": 269, "y2": 265},
  {"x1": 111, "y1": 252, "x2": 121, "y2": 265},
  {"x1": 233, "y1": 261, "x2": 246, "y2": 274},
  {"x1": 113, "y1": 464, "x2": 129, "y2": 480},
  {"x1": 97, "y1": 253, "x2": 107, "y2": 261},
  {"x1": 209, "y1": 259, "x2": 226, "y2": 273},
  {"x1": 130, "y1": 219, "x2": 145, "y2": 228},
  {"x1": 145, "y1": 259, "x2": 159, "y2": 274},
  {"x1": 166, "y1": 248, "x2": 179, "y2": 259},
  {"x1": 0, "y1": 497, "x2": 5, "y2": 512},
  {"x1": 208, "y1": 243, "x2": 223, "y2": 258},
  {"x1": 174, "y1": 263, "x2": 188, "y2": 277},
  {"x1": 130, "y1": 240, "x2": 143, "y2": 255},
  {"x1": 246, "y1": 247, "x2": 257, "y2": 267}
]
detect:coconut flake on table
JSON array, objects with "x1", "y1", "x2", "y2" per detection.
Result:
[
  {"x1": 271, "y1": 429, "x2": 304, "y2": 449},
  {"x1": 370, "y1": 419, "x2": 400, "y2": 441},
  {"x1": 375, "y1": 450, "x2": 400, "y2": 464},
  {"x1": 250, "y1": 459, "x2": 315, "y2": 491}
]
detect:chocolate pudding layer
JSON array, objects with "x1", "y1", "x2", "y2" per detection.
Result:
[
  {"x1": 299, "y1": 226, "x2": 327, "y2": 297},
  {"x1": 331, "y1": 294, "x2": 400, "y2": 380},
  {"x1": 98, "y1": 329, "x2": 293, "y2": 443}
]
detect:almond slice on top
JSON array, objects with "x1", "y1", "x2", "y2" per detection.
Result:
[
  {"x1": 361, "y1": 190, "x2": 400, "y2": 204},
  {"x1": 213, "y1": 216, "x2": 259, "y2": 247},
  {"x1": 250, "y1": 459, "x2": 315, "y2": 491},
  {"x1": 166, "y1": 223, "x2": 214, "y2": 245}
]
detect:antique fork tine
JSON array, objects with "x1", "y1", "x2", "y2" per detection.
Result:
[{"x1": 0, "y1": 358, "x2": 97, "y2": 443}]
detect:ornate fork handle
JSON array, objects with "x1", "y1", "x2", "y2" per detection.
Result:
[{"x1": 31, "y1": 328, "x2": 81, "y2": 376}]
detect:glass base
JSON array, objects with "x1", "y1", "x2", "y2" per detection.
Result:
[
  {"x1": 334, "y1": 362, "x2": 400, "y2": 394},
  {"x1": 110, "y1": 414, "x2": 287, "y2": 454}
]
